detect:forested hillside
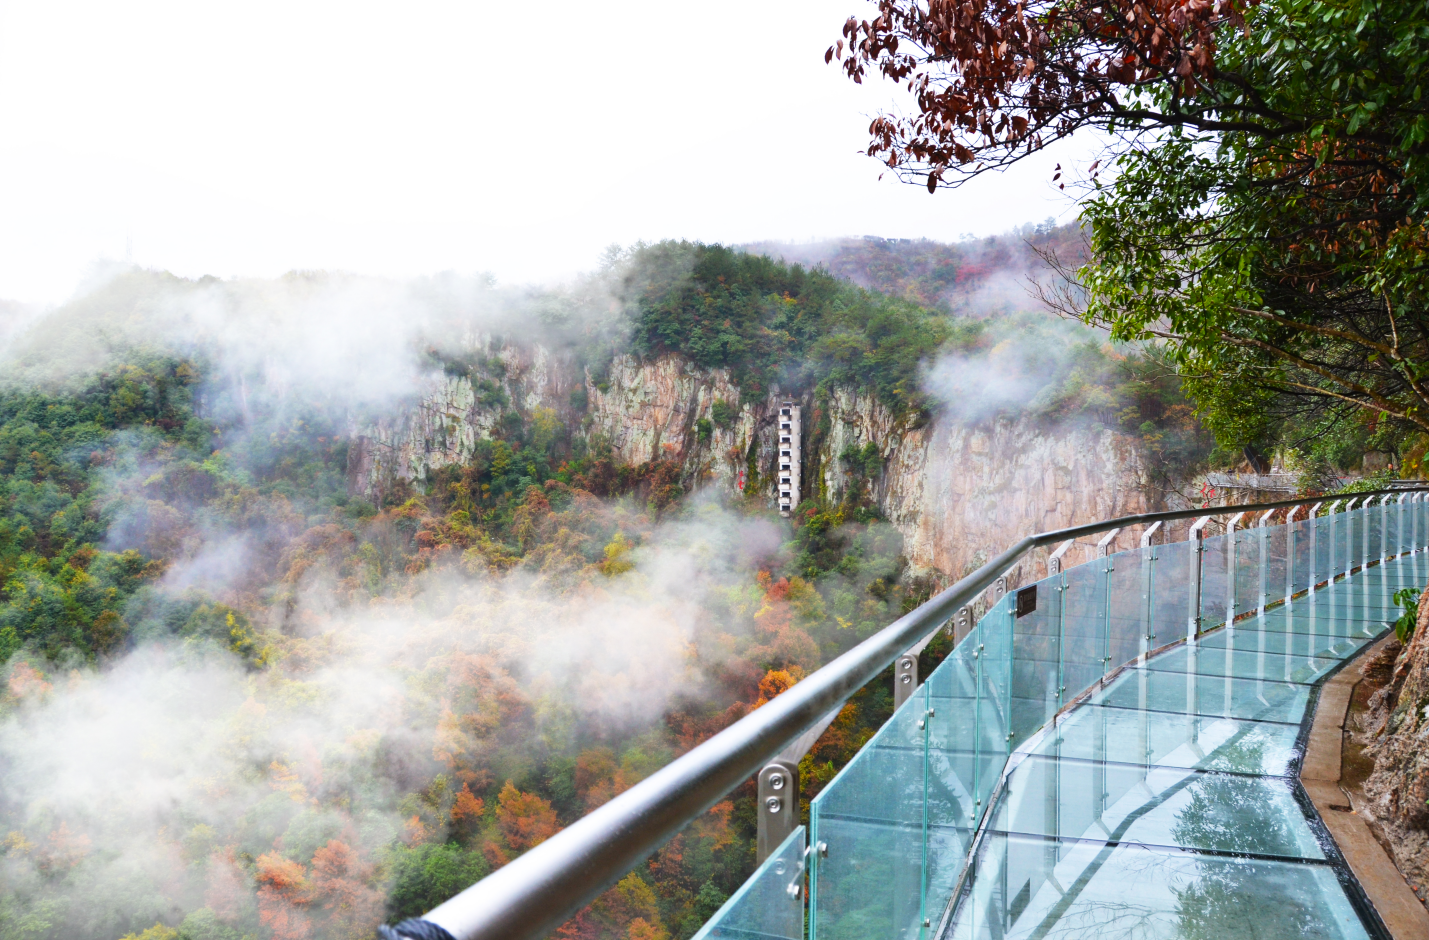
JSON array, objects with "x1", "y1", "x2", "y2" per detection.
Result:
[
  {"x1": 744, "y1": 222, "x2": 1085, "y2": 316},
  {"x1": 0, "y1": 236, "x2": 1210, "y2": 940}
]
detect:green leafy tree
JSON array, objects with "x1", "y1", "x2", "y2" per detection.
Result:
[{"x1": 834, "y1": 0, "x2": 1429, "y2": 465}]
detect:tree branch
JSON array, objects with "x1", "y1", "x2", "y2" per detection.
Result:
[{"x1": 1228, "y1": 306, "x2": 1396, "y2": 357}]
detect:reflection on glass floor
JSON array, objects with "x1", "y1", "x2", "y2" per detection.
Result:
[{"x1": 944, "y1": 556, "x2": 1414, "y2": 940}]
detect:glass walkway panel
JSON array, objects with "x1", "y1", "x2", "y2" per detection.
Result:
[{"x1": 697, "y1": 498, "x2": 1424, "y2": 940}]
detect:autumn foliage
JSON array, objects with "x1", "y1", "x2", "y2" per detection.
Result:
[
  {"x1": 830, "y1": 0, "x2": 1251, "y2": 188},
  {"x1": 1, "y1": 250, "x2": 1110, "y2": 940}
]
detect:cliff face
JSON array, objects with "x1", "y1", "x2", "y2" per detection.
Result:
[
  {"x1": 349, "y1": 346, "x2": 1154, "y2": 582},
  {"x1": 583, "y1": 354, "x2": 767, "y2": 492},
  {"x1": 1359, "y1": 598, "x2": 1429, "y2": 900},
  {"x1": 345, "y1": 337, "x2": 582, "y2": 498},
  {"x1": 818, "y1": 386, "x2": 1153, "y2": 582}
]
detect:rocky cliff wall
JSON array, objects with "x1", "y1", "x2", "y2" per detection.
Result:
[
  {"x1": 349, "y1": 346, "x2": 1156, "y2": 583},
  {"x1": 346, "y1": 337, "x2": 581, "y2": 499},
  {"x1": 1359, "y1": 599, "x2": 1429, "y2": 902},
  {"x1": 815, "y1": 387, "x2": 1153, "y2": 584},
  {"x1": 583, "y1": 354, "x2": 771, "y2": 492}
]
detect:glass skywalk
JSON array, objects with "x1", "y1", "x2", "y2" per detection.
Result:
[{"x1": 693, "y1": 497, "x2": 1425, "y2": 940}]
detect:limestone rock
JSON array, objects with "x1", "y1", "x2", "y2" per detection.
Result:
[{"x1": 350, "y1": 344, "x2": 1155, "y2": 589}]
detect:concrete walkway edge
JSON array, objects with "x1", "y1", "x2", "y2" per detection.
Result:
[{"x1": 1302, "y1": 635, "x2": 1429, "y2": 939}]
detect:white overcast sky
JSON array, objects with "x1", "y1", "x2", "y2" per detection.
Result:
[{"x1": 0, "y1": 0, "x2": 1086, "y2": 303}]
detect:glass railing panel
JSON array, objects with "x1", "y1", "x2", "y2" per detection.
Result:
[
  {"x1": 1232, "y1": 525, "x2": 1262, "y2": 620},
  {"x1": 1387, "y1": 499, "x2": 1403, "y2": 556},
  {"x1": 1147, "y1": 537, "x2": 1193, "y2": 649},
  {"x1": 1009, "y1": 574, "x2": 1064, "y2": 743},
  {"x1": 990, "y1": 755, "x2": 1325, "y2": 859},
  {"x1": 1379, "y1": 501, "x2": 1391, "y2": 561},
  {"x1": 1348, "y1": 506, "x2": 1364, "y2": 572},
  {"x1": 1092, "y1": 667, "x2": 1311, "y2": 723},
  {"x1": 1327, "y1": 508, "x2": 1346, "y2": 580},
  {"x1": 809, "y1": 685, "x2": 930, "y2": 940},
  {"x1": 1199, "y1": 531, "x2": 1231, "y2": 631},
  {"x1": 1386, "y1": 500, "x2": 1397, "y2": 555},
  {"x1": 1382, "y1": 552, "x2": 1423, "y2": 596},
  {"x1": 1334, "y1": 507, "x2": 1350, "y2": 575},
  {"x1": 693, "y1": 826, "x2": 804, "y2": 940},
  {"x1": 1375, "y1": 554, "x2": 1411, "y2": 590},
  {"x1": 1401, "y1": 499, "x2": 1414, "y2": 554},
  {"x1": 1408, "y1": 546, "x2": 1428, "y2": 595},
  {"x1": 1059, "y1": 562, "x2": 1106, "y2": 705},
  {"x1": 922, "y1": 623, "x2": 983, "y2": 928},
  {"x1": 976, "y1": 595, "x2": 1013, "y2": 802},
  {"x1": 1288, "y1": 516, "x2": 1313, "y2": 598},
  {"x1": 1313, "y1": 511, "x2": 1333, "y2": 589},
  {"x1": 1139, "y1": 643, "x2": 1338, "y2": 685},
  {"x1": 1365, "y1": 504, "x2": 1382, "y2": 567},
  {"x1": 925, "y1": 622, "x2": 980, "y2": 816},
  {"x1": 1404, "y1": 499, "x2": 1416, "y2": 554},
  {"x1": 945, "y1": 833, "x2": 1370, "y2": 940},
  {"x1": 1341, "y1": 506, "x2": 1357, "y2": 577},
  {"x1": 1257, "y1": 520, "x2": 1288, "y2": 613},
  {"x1": 1103, "y1": 546, "x2": 1148, "y2": 675}
]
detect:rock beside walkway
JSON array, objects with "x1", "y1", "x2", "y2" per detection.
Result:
[{"x1": 1358, "y1": 588, "x2": 1429, "y2": 902}]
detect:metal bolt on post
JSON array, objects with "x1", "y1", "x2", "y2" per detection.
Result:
[
  {"x1": 756, "y1": 762, "x2": 800, "y2": 863},
  {"x1": 1047, "y1": 539, "x2": 1074, "y2": 577},
  {"x1": 952, "y1": 605, "x2": 974, "y2": 646},
  {"x1": 1096, "y1": 528, "x2": 1121, "y2": 558},
  {"x1": 894, "y1": 654, "x2": 918, "y2": 711}
]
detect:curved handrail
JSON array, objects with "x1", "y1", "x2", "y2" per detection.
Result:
[{"x1": 389, "y1": 486, "x2": 1425, "y2": 940}]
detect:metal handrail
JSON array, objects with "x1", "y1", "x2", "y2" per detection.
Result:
[{"x1": 387, "y1": 486, "x2": 1425, "y2": 940}]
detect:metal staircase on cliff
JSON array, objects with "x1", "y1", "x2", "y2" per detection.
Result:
[{"x1": 380, "y1": 490, "x2": 1428, "y2": 940}]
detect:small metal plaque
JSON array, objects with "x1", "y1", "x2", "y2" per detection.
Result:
[{"x1": 1015, "y1": 585, "x2": 1037, "y2": 619}]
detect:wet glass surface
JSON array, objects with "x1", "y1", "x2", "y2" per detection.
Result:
[
  {"x1": 1091, "y1": 667, "x2": 1311, "y2": 723},
  {"x1": 799, "y1": 517, "x2": 1429, "y2": 940},
  {"x1": 992, "y1": 755, "x2": 1324, "y2": 859},
  {"x1": 1197, "y1": 628, "x2": 1370, "y2": 659},
  {"x1": 947, "y1": 834, "x2": 1368, "y2": 940},
  {"x1": 1139, "y1": 644, "x2": 1339, "y2": 685},
  {"x1": 1030, "y1": 704, "x2": 1302, "y2": 776}
]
